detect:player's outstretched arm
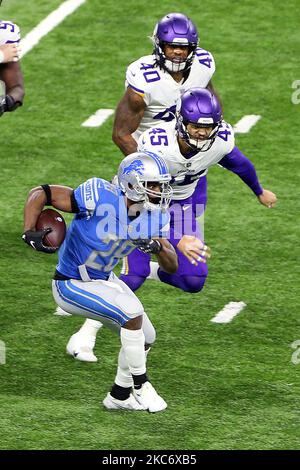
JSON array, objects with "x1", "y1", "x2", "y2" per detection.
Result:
[
  {"x1": 112, "y1": 87, "x2": 146, "y2": 156},
  {"x1": 219, "y1": 146, "x2": 277, "y2": 208},
  {"x1": 257, "y1": 189, "x2": 277, "y2": 208}
]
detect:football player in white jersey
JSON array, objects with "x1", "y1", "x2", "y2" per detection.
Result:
[
  {"x1": 112, "y1": 12, "x2": 216, "y2": 154},
  {"x1": 66, "y1": 12, "x2": 216, "y2": 361},
  {"x1": 111, "y1": 12, "x2": 214, "y2": 290},
  {"x1": 0, "y1": 18, "x2": 24, "y2": 116},
  {"x1": 119, "y1": 88, "x2": 277, "y2": 293}
]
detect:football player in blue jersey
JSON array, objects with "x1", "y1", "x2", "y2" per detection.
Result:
[{"x1": 22, "y1": 151, "x2": 209, "y2": 412}]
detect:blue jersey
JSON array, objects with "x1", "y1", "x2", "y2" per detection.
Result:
[{"x1": 56, "y1": 178, "x2": 170, "y2": 280}]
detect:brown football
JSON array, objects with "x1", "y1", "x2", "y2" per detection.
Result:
[{"x1": 36, "y1": 208, "x2": 66, "y2": 249}]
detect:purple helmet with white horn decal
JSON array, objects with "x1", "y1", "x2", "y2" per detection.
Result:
[
  {"x1": 152, "y1": 13, "x2": 198, "y2": 73},
  {"x1": 177, "y1": 88, "x2": 222, "y2": 151}
]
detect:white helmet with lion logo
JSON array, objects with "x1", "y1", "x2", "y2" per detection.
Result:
[{"x1": 117, "y1": 151, "x2": 172, "y2": 212}]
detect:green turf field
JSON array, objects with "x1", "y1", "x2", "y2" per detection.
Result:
[{"x1": 0, "y1": 0, "x2": 300, "y2": 450}]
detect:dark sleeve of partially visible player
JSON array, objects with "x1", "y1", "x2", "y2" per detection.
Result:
[
  {"x1": 0, "y1": 61, "x2": 25, "y2": 109},
  {"x1": 219, "y1": 146, "x2": 263, "y2": 196}
]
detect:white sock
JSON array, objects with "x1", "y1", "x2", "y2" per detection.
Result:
[
  {"x1": 78, "y1": 319, "x2": 103, "y2": 337},
  {"x1": 147, "y1": 261, "x2": 160, "y2": 281},
  {"x1": 115, "y1": 346, "x2": 151, "y2": 388},
  {"x1": 115, "y1": 347, "x2": 133, "y2": 388},
  {"x1": 120, "y1": 328, "x2": 146, "y2": 376}
]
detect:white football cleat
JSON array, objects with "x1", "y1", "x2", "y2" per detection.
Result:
[
  {"x1": 133, "y1": 381, "x2": 167, "y2": 413},
  {"x1": 103, "y1": 393, "x2": 145, "y2": 411},
  {"x1": 66, "y1": 333, "x2": 98, "y2": 362}
]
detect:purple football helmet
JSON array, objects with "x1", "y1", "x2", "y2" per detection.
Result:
[
  {"x1": 152, "y1": 13, "x2": 198, "y2": 73},
  {"x1": 177, "y1": 88, "x2": 222, "y2": 152}
]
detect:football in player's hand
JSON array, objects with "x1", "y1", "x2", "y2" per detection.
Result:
[{"x1": 36, "y1": 209, "x2": 66, "y2": 249}]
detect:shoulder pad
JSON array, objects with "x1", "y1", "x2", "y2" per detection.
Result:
[
  {"x1": 194, "y1": 47, "x2": 215, "y2": 70},
  {"x1": 126, "y1": 55, "x2": 161, "y2": 96},
  {"x1": 217, "y1": 121, "x2": 235, "y2": 151}
]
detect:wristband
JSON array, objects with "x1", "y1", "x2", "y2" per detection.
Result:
[{"x1": 41, "y1": 184, "x2": 52, "y2": 206}]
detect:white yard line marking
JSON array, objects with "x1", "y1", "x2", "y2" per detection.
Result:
[
  {"x1": 233, "y1": 115, "x2": 261, "y2": 134},
  {"x1": 211, "y1": 301, "x2": 246, "y2": 324},
  {"x1": 20, "y1": 0, "x2": 86, "y2": 58},
  {"x1": 81, "y1": 109, "x2": 115, "y2": 128}
]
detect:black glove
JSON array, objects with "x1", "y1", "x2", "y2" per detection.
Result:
[
  {"x1": 0, "y1": 95, "x2": 17, "y2": 116},
  {"x1": 132, "y1": 239, "x2": 162, "y2": 254},
  {"x1": 22, "y1": 229, "x2": 56, "y2": 254}
]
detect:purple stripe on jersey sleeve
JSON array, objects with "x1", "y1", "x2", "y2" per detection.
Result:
[
  {"x1": 128, "y1": 83, "x2": 145, "y2": 94},
  {"x1": 219, "y1": 146, "x2": 263, "y2": 196}
]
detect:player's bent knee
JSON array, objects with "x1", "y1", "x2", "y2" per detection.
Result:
[
  {"x1": 115, "y1": 291, "x2": 144, "y2": 318},
  {"x1": 181, "y1": 275, "x2": 207, "y2": 293},
  {"x1": 123, "y1": 315, "x2": 143, "y2": 330}
]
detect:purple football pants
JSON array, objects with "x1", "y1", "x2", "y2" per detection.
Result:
[{"x1": 120, "y1": 176, "x2": 208, "y2": 293}]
